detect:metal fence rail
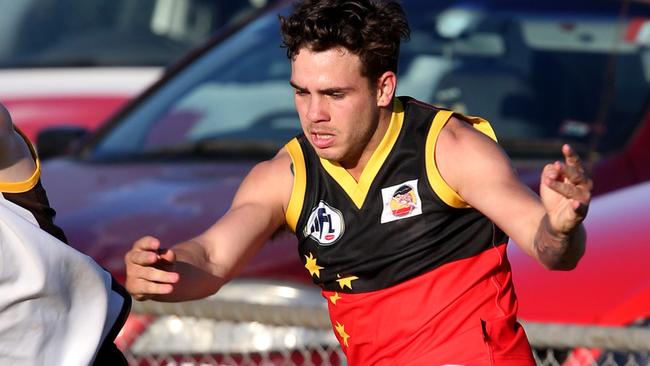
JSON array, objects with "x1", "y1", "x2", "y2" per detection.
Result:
[
  {"x1": 121, "y1": 298, "x2": 650, "y2": 366},
  {"x1": 523, "y1": 322, "x2": 650, "y2": 352}
]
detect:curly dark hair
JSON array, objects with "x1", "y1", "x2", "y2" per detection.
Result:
[{"x1": 280, "y1": 0, "x2": 410, "y2": 84}]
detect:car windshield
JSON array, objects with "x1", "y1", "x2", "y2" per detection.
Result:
[
  {"x1": 0, "y1": 0, "x2": 270, "y2": 67},
  {"x1": 89, "y1": 0, "x2": 650, "y2": 161}
]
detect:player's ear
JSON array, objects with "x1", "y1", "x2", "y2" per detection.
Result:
[{"x1": 376, "y1": 71, "x2": 396, "y2": 108}]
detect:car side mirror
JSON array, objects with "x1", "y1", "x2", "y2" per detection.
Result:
[{"x1": 36, "y1": 126, "x2": 89, "y2": 160}]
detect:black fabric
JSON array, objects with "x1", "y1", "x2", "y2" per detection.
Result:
[
  {"x1": 293, "y1": 96, "x2": 508, "y2": 293},
  {"x1": 92, "y1": 341, "x2": 129, "y2": 366},
  {"x1": 3, "y1": 180, "x2": 68, "y2": 243},
  {"x1": 92, "y1": 278, "x2": 131, "y2": 365}
]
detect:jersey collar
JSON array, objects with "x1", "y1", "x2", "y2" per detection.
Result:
[{"x1": 320, "y1": 98, "x2": 404, "y2": 209}]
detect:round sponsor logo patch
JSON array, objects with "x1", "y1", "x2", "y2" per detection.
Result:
[{"x1": 303, "y1": 201, "x2": 344, "y2": 246}]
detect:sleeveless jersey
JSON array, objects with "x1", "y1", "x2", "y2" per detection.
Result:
[{"x1": 284, "y1": 97, "x2": 535, "y2": 365}]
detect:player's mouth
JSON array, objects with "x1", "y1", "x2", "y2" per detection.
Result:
[{"x1": 311, "y1": 132, "x2": 335, "y2": 149}]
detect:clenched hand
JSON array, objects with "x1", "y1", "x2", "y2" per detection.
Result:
[{"x1": 124, "y1": 236, "x2": 179, "y2": 301}]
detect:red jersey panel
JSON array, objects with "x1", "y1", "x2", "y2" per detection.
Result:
[{"x1": 323, "y1": 244, "x2": 534, "y2": 365}]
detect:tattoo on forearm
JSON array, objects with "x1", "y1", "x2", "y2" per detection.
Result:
[
  {"x1": 534, "y1": 215, "x2": 566, "y2": 253},
  {"x1": 534, "y1": 214, "x2": 586, "y2": 269},
  {"x1": 534, "y1": 214, "x2": 578, "y2": 269}
]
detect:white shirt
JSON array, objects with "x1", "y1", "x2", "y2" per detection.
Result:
[{"x1": 0, "y1": 195, "x2": 118, "y2": 366}]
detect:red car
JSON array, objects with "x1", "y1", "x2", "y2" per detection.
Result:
[
  {"x1": 512, "y1": 181, "x2": 650, "y2": 326},
  {"x1": 39, "y1": 0, "x2": 650, "y2": 362},
  {"x1": 0, "y1": 0, "x2": 277, "y2": 142}
]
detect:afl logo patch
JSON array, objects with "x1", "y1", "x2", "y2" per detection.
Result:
[
  {"x1": 381, "y1": 179, "x2": 423, "y2": 223},
  {"x1": 304, "y1": 201, "x2": 345, "y2": 246}
]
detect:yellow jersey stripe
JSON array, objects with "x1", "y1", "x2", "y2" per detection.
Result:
[
  {"x1": 285, "y1": 138, "x2": 307, "y2": 233},
  {"x1": 425, "y1": 111, "x2": 497, "y2": 208},
  {"x1": 320, "y1": 98, "x2": 405, "y2": 209}
]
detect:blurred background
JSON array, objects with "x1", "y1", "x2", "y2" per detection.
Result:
[
  {"x1": 2, "y1": 0, "x2": 650, "y2": 365},
  {"x1": 0, "y1": 0, "x2": 272, "y2": 141}
]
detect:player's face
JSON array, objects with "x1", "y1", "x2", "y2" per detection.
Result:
[
  {"x1": 290, "y1": 47, "x2": 383, "y2": 169},
  {"x1": 398, "y1": 193, "x2": 413, "y2": 204}
]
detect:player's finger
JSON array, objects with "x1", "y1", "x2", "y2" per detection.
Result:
[
  {"x1": 156, "y1": 248, "x2": 176, "y2": 263},
  {"x1": 572, "y1": 201, "x2": 589, "y2": 219},
  {"x1": 559, "y1": 163, "x2": 589, "y2": 185},
  {"x1": 141, "y1": 266, "x2": 179, "y2": 284},
  {"x1": 559, "y1": 164, "x2": 592, "y2": 190},
  {"x1": 562, "y1": 144, "x2": 587, "y2": 172},
  {"x1": 129, "y1": 279, "x2": 174, "y2": 300},
  {"x1": 133, "y1": 236, "x2": 161, "y2": 251},
  {"x1": 126, "y1": 249, "x2": 159, "y2": 266},
  {"x1": 541, "y1": 162, "x2": 562, "y2": 183},
  {"x1": 545, "y1": 179, "x2": 590, "y2": 203},
  {"x1": 126, "y1": 260, "x2": 178, "y2": 285}
]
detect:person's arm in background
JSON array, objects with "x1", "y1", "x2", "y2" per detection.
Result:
[
  {"x1": 125, "y1": 148, "x2": 294, "y2": 301},
  {"x1": 437, "y1": 116, "x2": 591, "y2": 270},
  {"x1": 0, "y1": 103, "x2": 35, "y2": 182}
]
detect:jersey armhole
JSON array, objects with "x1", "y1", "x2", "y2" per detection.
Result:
[
  {"x1": 425, "y1": 110, "x2": 498, "y2": 209},
  {"x1": 285, "y1": 138, "x2": 307, "y2": 233},
  {"x1": 0, "y1": 128, "x2": 40, "y2": 193}
]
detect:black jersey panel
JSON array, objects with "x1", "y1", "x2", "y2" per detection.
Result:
[
  {"x1": 292, "y1": 97, "x2": 508, "y2": 293},
  {"x1": 3, "y1": 181, "x2": 68, "y2": 243}
]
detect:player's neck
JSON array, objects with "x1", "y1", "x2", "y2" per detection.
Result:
[{"x1": 341, "y1": 110, "x2": 392, "y2": 182}]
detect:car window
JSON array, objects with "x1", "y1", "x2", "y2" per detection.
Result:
[
  {"x1": 89, "y1": 0, "x2": 650, "y2": 161},
  {"x1": 0, "y1": 0, "x2": 272, "y2": 67},
  {"x1": 399, "y1": 1, "x2": 650, "y2": 157},
  {"x1": 93, "y1": 12, "x2": 295, "y2": 159}
]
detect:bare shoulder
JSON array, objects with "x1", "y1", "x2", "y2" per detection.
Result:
[
  {"x1": 245, "y1": 148, "x2": 293, "y2": 184},
  {"x1": 267, "y1": 147, "x2": 293, "y2": 171},
  {"x1": 0, "y1": 104, "x2": 36, "y2": 183},
  {"x1": 437, "y1": 115, "x2": 494, "y2": 146},
  {"x1": 232, "y1": 148, "x2": 294, "y2": 210},
  {"x1": 436, "y1": 115, "x2": 504, "y2": 167},
  {"x1": 436, "y1": 115, "x2": 515, "y2": 196}
]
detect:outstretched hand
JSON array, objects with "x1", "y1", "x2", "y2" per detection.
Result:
[
  {"x1": 540, "y1": 144, "x2": 593, "y2": 237},
  {"x1": 124, "y1": 236, "x2": 180, "y2": 301}
]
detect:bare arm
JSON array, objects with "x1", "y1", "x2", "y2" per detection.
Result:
[
  {"x1": 0, "y1": 104, "x2": 36, "y2": 182},
  {"x1": 125, "y1": 149, "x2": 294, "y2": 301},
  {"x1": 436, "y1": 117, "x2": 591, "y2": 270}
]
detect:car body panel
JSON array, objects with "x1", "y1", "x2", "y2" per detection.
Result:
[
  {"x1": 590, "y1": 109, "x2": 650, "y2": 196},
  {"x1": 41, "y1": 158, "x2": 308, "y2": 285},
  {"x1": 0, "y1": 68, "x2": 161, "y2": 141},
  {"x1": 510, "y1": 181, "x2": 650, "y2": 325}
]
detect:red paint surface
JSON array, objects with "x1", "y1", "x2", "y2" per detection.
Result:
[{"x1": 3, "y1": 96, "x2": 130, "y2": 142}]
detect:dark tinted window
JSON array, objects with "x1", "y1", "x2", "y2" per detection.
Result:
[{"x1": 90, "y1": 0, "x2": 650, "y2": 161}]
